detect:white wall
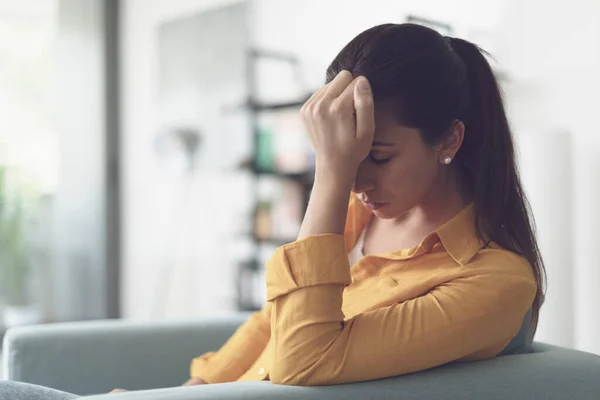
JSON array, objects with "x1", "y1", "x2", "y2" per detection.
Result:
[
  {"x1": 251, "y1": 0, "x2": 505, "y2": 89},
  {"x1": 120, "y1": 0, "x2": 248, "y2": 320},
  {"x1": 498, "y1": 0, "x2": 600, "y2": 354}
]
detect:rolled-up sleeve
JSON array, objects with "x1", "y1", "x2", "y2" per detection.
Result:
[
  {"x1": 266, "y1": 234, "x2": 351, "y2": 300},
  {"x1": 266, "y1": 238, "x2": 537, "y2": 386}
]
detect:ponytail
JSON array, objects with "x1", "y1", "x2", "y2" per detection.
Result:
[{"x1": 447, "y1": 37, "x2": 546, "y2": 334}]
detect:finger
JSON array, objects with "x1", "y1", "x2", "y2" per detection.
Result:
[
  {"x1": 354, "y1": 77, "x2": 375, "y2": 141},
  {"x1": 331, "y1": 76, "x2": 361, "y2": 112},
  {"x1": 301, "y1": 88, "x2": 323, "y2": 134},
  {"x1": 302, "y1": 87, "x2": 322, "y2": 110},
  {"x1": 303, "y1": 70, "x2": 347, "y2": 111},
  {"x1": 324, "y1": 70, "x2": 354, "y2": 101},
  {"x1": 301, "y1": 79, "x2": 333, "y2": 118}
]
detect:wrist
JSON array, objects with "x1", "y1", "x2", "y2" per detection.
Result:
[
  {"x1": 312, "y1": 171, "x2": 353, "y2": 212},
  {"x1": 314, "y1": 159, "x2": 356, "y2": 188},
  {"x1": 298, "y1": 166, "x2": 352, "y2": 239},
  {"x1": 314, "y1": 169, "x2": 354, "y2": 195}
]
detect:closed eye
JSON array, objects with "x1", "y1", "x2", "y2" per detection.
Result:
[{"x1": 369, "y1": 154, "x2": 392, "y2": 165}]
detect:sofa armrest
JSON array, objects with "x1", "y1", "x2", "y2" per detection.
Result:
[
  {"x1": 2, "y1": 314, "x2": 249, "y2": 396},
  {"x1": 81, "y1": 343, "x2": 600, "y2": 400}
]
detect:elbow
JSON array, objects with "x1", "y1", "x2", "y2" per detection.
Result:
[
  {"x1": 269, "y1": 365, "x2": 308, "y2": 386},
  {"x1": 270, "y1": 375, "x2": 306, "y2": 386},
  {"x1": 270, "y1": 363, "x2": 324, "y2": 386}
]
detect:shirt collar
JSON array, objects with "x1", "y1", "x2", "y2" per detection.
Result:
[
  {"x1": 345, "y1": 194, "x2": 485, "y2": 266},
  {"x1": 434, "y1": 204, "x2": 486, "y2": 266}
]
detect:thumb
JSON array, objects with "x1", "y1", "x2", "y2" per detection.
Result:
[{"x1": 354, "y1": 77, "x2": 375, "y2": 143}]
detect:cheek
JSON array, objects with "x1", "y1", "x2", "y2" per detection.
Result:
[
  {"x1": 373, "y1": 154, "x2": 439, "y2": 218},
  {"x1": 387, "y1": 154, "x2": 436, "y2": 191}
]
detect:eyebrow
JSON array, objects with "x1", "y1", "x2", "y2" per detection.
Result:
[{"x1": 372, "y1": 141, "x2": 395, "y2": 147}]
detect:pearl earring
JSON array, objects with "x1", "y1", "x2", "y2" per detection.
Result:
[{"x1": 442, "y1": 156, "x2": 452, "y2": 165}]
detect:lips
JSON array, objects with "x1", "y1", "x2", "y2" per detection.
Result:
[{"x1": 362, "y1": 201, "x2": 388, "y2": 210}]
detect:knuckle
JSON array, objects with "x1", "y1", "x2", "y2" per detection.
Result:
[
  {"x1": 328, "y1": 102, "x2": 342, "y2": 116},
  {"x1": 312, "y1": 100, "x2": 327, "y2": 118},
  {"x1": 300, "y1": 104, "x2": 310, "y2": 117}
]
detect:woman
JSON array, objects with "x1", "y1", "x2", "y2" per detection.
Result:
[
  {"x1": 188, "y1": 22, "x2": 544, "y2": 386},
  {"x1": 0, "y1": 22, "x2": 544, "y2": 398}
]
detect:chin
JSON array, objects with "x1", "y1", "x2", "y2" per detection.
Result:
[{"x1": 372, "y1": 204, "x2": 410, "y2": 220}]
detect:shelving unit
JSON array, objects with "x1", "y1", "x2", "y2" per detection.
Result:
[{"x1": 235, "y1": 48, "x2": 314, "y2": 311}]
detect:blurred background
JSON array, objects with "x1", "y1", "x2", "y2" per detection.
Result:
[{"x1": 0, "y1": 0, "x2": 599, "y2": 359}]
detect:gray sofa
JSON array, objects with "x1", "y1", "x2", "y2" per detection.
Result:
[{"x1": 3, "y1": 314, "x2": 600, "y2": 399}]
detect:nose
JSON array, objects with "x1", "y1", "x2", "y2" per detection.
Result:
[{"x1": 351, "y1": 160, "x2": 376, "y2": 195}]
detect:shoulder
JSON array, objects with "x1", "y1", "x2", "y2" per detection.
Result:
[
  {"x1": 468, "y1": 242, "x2": 534, "y2": 277},
  {"x1": 458, "y1": 243, "x2": 537, "y2": 301}
]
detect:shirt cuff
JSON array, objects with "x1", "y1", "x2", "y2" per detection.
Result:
[{"x1": 266, "y1": 234, "x2": 351, "y2": 301}]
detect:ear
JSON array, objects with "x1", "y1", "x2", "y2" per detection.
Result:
[{"x1": 436, "y1": 120, "x2": 465, "y2": 161}]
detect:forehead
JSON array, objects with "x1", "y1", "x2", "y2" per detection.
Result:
[{"x1": 373, "y1": 107, "x2": 421, "y2": 144}]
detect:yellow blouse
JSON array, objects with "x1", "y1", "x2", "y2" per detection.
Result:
[{"x1": 190, "y1": 194, "x2": 536, "y2": 386}]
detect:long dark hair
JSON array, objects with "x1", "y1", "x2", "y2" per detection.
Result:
[{"x1": 326, "y1": 23, "x2": 546, "y2": 333}]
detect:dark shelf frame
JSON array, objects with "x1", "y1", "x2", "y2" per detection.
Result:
[
  {"x1": 235, "y1": 48, "x2": 314, "y2": 312},
  {"x1": 248, "y1": 97, "x2": 310, "y2": 111}
]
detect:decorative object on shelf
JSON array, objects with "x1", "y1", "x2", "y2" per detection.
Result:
[
  {"x1": 256, "y1": 126, "x2": 275, "y2": 172},
  {"x1": 255, "y1": 200, "x2": 273, "y2": 240},
  {"x1": 271, "y1": 180, "x2": 303, "y2": 240},
  {"x1": 270, "y1": 110, "x2": 312, "y2": 174}
]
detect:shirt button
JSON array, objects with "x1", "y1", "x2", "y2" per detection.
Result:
[{"x1": 258, "y1": 367, "x2": 265, "y2": 375}]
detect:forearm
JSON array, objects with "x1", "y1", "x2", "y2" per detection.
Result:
[
  {"x1": 297, "y1": 166, "x2": 353, "y2": 240},
  {"x1": 190, "y1": 305, "x2": 271, "y2": 383}
]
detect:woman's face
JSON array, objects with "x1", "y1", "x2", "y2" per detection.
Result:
[{"x1": 351, "y1": 108, "x2": 443, "y2": 219}]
